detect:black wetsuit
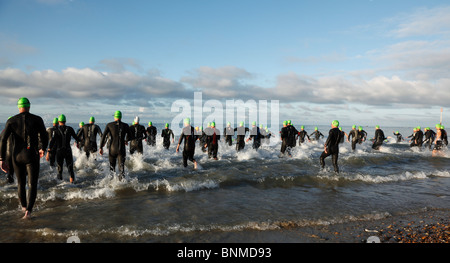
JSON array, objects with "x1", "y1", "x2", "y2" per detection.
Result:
[
  {"x1": 320, "y1": 127, "x2": 341, "y2": 173},
  {"x1": 298, "y1": 130, "x2": 310, "y2": 146},
  {"x1": 0, "y1": 112, "x2": 48, "y2": 213},
  {"x1": 234, "y1": 126, "x2": 249, "y2": 152},
  {"x1": 161, "y1": 128, "x2": 174, "y2": 149},
  {"x1": 0, "y1": 128, "x2": 14, "y2": 183},
  {"x1": 49, "y1": 124, "x2": 80, "y2": 180},
  {"x1": 46, "y1": 125, "x2": 58, "y2": 166},
  {"x1": 286, "y1": 125, "x2": 298, "y2": 148},
  {"x1": 129, "y1": 123, "x2": 147, "y2": 155},
  {"x1": 249, "y1": 126, "x2": 262, "y2": 150},
  {"x1": 280, "y1": 126, "x2": 289, "y2": 155},
  {"x1": 348, "y1": 129, "x2": 359, "y2": 151},
  {"x1": 442, "y1": 129, "x2": 448, "y2": 146},
  {"x1": 178, "y1": 126, "x2": 197, "y2": 167},
  {"x1": 358, "y1": 130, "x2": 368, "y2": 144},
  {"x1": 206, "y1": 128, "x2": 220, "y2": 159},
  {"x1": 199, "y1": 130, "x2": 208, "y2": 152},
  {"x1": 310, "y1": 130, "x2": 324, "y2": 141},
  {"x1": 100, "y1": 120, "x2": 132, "y2": 178},
  {"x1": 423, "y1": 130, "x2": 435, "y2": 149},
  {"x1": 224, "y1": 126, "x2": 234, "y2": 146},
  {"x1": 372, "y1": 129, "x2": 386, "y2": 150},
  {"x1": 146, "y1": 126, "x2": 157, "y2": 146},
  {"x1": 393, "y1": 132, "x2": 404, "y2": 143},
  {"x1": 79, "y1": 123, "x2": 103, "y2": 158},
  {"x1": 412, "y1": 130, "x2": 424, "y2": 148}
]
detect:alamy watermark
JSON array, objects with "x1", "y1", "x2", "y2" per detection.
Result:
[{"x1": 170, "y1": 92, "x2": 280, "y2": 145}]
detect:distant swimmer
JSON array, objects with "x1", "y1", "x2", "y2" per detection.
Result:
[
  {"x1": 298, "y1": 126, "x2": 310, "y2": 146},
  {"x1": 320, "y1": 120, "x2": 342, "y2": 173},
  {"x1": 263, "y1": 126, "x2": 274, "y2": 145},
  {"x1": 146, "y1": 122, "x2": 157, "y2": 147},
  {"x1": 99, "y1": 111, "x2": 133, "y2": 179},
  {"x1": 392, "y1": 131, "x2": 404, "y2": 143},
  {"x1": 441, "y1": 125, "x2": 448, "y2": 146},
  {"x1": 286, "y1": 120, "x2": 298, "y2": 150},
  {"x1": 280, "y1": 121, "x2": 290, "y2": 156},
  {"x1": 309, "y1": 127, "x2": 324, "y2": 141},
  {"x1": 372, "y1": 125, "x2": 386, "y2": 150},
  {"x1": 76, "y1": 122, "x2": 84, "y2": 151},
  {"x1": 46, "y1": 118, "x2": 59, "y2": 167},
  {"x1": 129, "y1": 116, "x2": 147, "y2": 155},
  {"x1": 234, "y1": 121, "x2": 249, "y2": 152},
  {"x1": 347, "y1": 125, "x2": 359, "y2": 151},
  {"x1": 47, "y1": 114, "x2": 80, "y2": 183},
  {"x1": 161, "y1": 123, "x2": 174, "y2": 149},
  {"x1": 246, "y1": 121, "x2": 262, "y2": 150},
  {"x1": 339, "y1": 127, "x2": 347, "y2": 144},
  {"x1": 79, "y1": 116, "x2": 103, "y2": 158},
  {"x1": 223, "y1": 122, "x2": 234, "y2": 146},
  {"x1": 358, "y1": 126, "x2": 367, "y2": 144},
  {"x1": 410, "y1": 126, "x2": 424, "y2": 148},
  {"x1": 1, "y1": 98, "x2": 48, "y2": 219},
  {"x1": 198, "y1": 126, "x2": 208, "y2": 152},
  {"x1": 205, "y1": 122, "x2": 220, "y2": 160},
  {"x1": 423, "y1": 127, "x2": 435, "y2": 150},
  {"x1": 407, "y1": 128, "x2": 417, "y2": 143},
  {"x1": 176, "y1": 118, "x2": 198, "y2": 169},
  {"x1": 432, "y1": 124, "x2": 446, "y2": 156}
]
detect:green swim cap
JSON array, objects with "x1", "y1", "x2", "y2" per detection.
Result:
[
  {"x1": 315, "y1": 127, "x2": 318, "y2": 130},
  {"x1": 260, "y1": 124, "x2": 263, "y2": 128},
  {"x1": 53, "y1": 118, "x2": 59, "y2": 124},
  {"x1": 207, "y1": 122, "x2": 211, "y2": 127},
  {"x1": 436, "y1": 124, "x2": 441, "y2": 129},
  {"x1": 416, "y1": 126, "x2": 421, "y2": 130},
  {"x1": 240, "y1": 121, "x2": 244, "y2": 127},
  {"x1": 58, "y1": 114, "x2": 66, "y2": 122},
  {"x1": 89, "y1": 116, "x2": 95, "y2": 123},
  {"x1": 287, "y1": 120, "x2": 291, "y2": 124},
  {"x1": 17, "y1": 97, "x2": 30, "y2": 109},
  {"x1": 184, "y1": 118, "x2": 190, "y2": 124},
  {"x1": 301, "y1": 125, "x2": 304, "y2": 129},
  {"x1": 339, "y1": 127, "x2": 342, "y2": 131},
  {"x1": 442, "y1": 125, "x2": 445, "y2": 129},
  {"x1": 165, "y1": 123, "x2": 169, "y2": 128},
  {"x1": 283, "y1": 121, "x2": 287, "y2": 125},
  {"x1": 375, "y1": 125, "x2": 380, "y2": 129},
  {"x1": 211, "y1": 121, "x2": 215, "y2": 127},
  {"x1": 114, "y1": 111, "x2": 122, "y2": 119},
  {"x1": 332, "y1": 120, "x2": 339, "y2": 127},
  {"x1": 148, "y1": 121, "x2": 152, "y2": 126},
  {"x1": 395, "y1": 131, "x2": 399, "y2": 134},
  {"x1": 252, "y1": 121, "x2": 256, "y2": 126},
  {"x1": 352, "y1": 125, "x2": 356, "y2": 129},
  {"x1": 79, "y1": 122, "x2": 84, "y2": 126},
  {"x1": 358, "y1": 126, "x2": 362, "y2": 131}
]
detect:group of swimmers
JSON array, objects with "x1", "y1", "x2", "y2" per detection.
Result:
[{"x1": 0, "y1": 97, "x2": 448, "y2": 219}]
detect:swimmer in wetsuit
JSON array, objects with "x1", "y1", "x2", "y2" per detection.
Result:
[
  {"x1": 46, "y1": 118, "x2": 59, "y2": 167},
  {"x1": 0, "y1": 98, "x2": 48, "y2": 219},
  {"x1": 234, "y1": 121, "x2": 249, "y2": 152},
  {"x1": 320, "y1": 120, "x2": 342, "y2": 173},
  {"x1": 246, "y1": 121, "x2": 262, "y2": 150},
  {"x1": 410, "y1": 126, "x2": 424, "y2": 148},
  {"x1": 79, "y1": 116, "x2": 103, "y2": 158},
  {"x1": 280, "y1": 121, "x2": 290, "y2": 156},
  {"x1": 99, "y1": 111, "x2": 133, "y2": 179},
  {"x1": 358, "y1": 126, "x2": 367, "y2": 144},
  {"x1": 47, "y1": 114, "x2": 80, "y2": 183},
  {"x1": 347, "y1": 125, "x2": 359, "y2": 151},
  {"x1": 1, "y1": 116, "x2": 15, "y2": 184},
  {"x1": 161, "y1": 123, "x2": 174, "y2": 149},
  {"x1": 392, "y1": 131, "x2": 404, "y2": 143},
  {"x1": 310, "y1": 127, "x2": 324, "y2": 141},
  {"x1": 372, "y1": 125, "x2": 386, "y2": 150},
  {"x1": 423, "y1": 127, "x2": 435, "y2": 149},
  {"x1": 298, "y1": 126, "x2": 310, "y2": 146},
  {"x1": 146, "y1": 122, "x2": 157, "y2": 147},
  {"x1": 432, "y1": 124, "x2": 446, "y2": 155},
  {"x1": 223, "y1": 122, "x2": 234, "y2": 147},
  {"x1": 176, "y1": 118, "x2": 198, "y2": 168},
  {"x1": 205, "y1": 122, "x2": 220, "y2": 159},
  {"x1": 129, "y1": 116, "x2": 147, "y2": 155}
]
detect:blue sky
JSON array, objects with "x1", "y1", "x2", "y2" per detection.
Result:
[{"x1": 0, "y1": 0, "x2": 449, "y2": 128}]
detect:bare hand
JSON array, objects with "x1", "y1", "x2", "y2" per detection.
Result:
[
  {"x1": 99, "y1": 148, "x2": 104, "y2": 155},
  {"x1": 39, "y1": 149, "x2": 45, "y2": 158},
  {"x1": 0, "y1": 161, "x2": 9, "y2": 173}
]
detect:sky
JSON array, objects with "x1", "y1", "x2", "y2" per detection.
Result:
[{"x1": 0, "y1": 0, "x2": 449, "y2": 128}]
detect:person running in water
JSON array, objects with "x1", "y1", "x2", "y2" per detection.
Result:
[
  {"x1": 161, "y1": 123, "x2": 174, "y2": 149},
  {"x1": 280, "y1": 121, "x2": 290, "y2": 156},
  {"x1": 246, "y1": 121, "x2": 262, "y2": 150},
  {"x1": 146, "y1": 121, "x2": 157, "y2": 147},
  {"x1": 432, "y1": 124, "x2": 445, "y2": 156},
  {"x1": 76, "y1": 122, "x2": 84, "y2": 152},
  {"x1": 392, "y1": 131, "x2": 404, "y2": 143},
  {"x1": 176, "y1": 118, "x2": 198, "y2": 168},
  {"x1": 99, "y1": 111, "x2": 133, "y2": 180},
  {"x1": 347, "y1": 125, "x2": 359, "y2": 151},
  {"x1": 205, "y1": 121, "x2": 220, "y2": 159},
  {"x1": 298, "y1": 125, "x2": 310, "y2": 146},
  {"x1": 423, "y1": 127, "x2": 435, "y2": 150},
  {"x1": 358, "y1": 126, "x2": 367, "y2": 144},
  {"x1": 320, "y1": 120, "x2": 342, "y2": 173},
  {"x1": 223, "y1": 122, "x2": 234, "y2": 146},
  {"x1": 372, "y1": 125, "x2": 386, "y2": 150},
  {"x1": 441, "y1": 125, "x2": 448, "y2": 146},
  {"x1": 234, "y1": 121, "x2": 249, "y2": 152},
  {"x1": 407, "y1": 128, "x2": 417, "y2": 143},
  {"x1": 129, "y1": 116, "x2": 147, "y2": 155},
  {"x1": 310, "y1": 127, "x2": 324, "y2": 141},
  {"x1": 47, "y1": 114, "x2": 80, "y2": 183},
  {"x1": 286, "y1": 120, "x2": 298, "y2": 150},
  {"x1": 410, "y1": 126, "x2": 424, "y2": 148},
  {"x1": 0, "y1": 98, "x2": 48, "y2": 219},
  {"x1": 46, "y1": 118, "x2": 59, "y2": 167},
  {"x1": 79, "y1": 116, "x2": 103, "y2": 158}
]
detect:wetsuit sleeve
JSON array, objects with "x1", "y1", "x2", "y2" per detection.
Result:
[
  {"x1": 70, "y1": 127, "x2": 80, "y2": 143},
  {"x1": 324, "y1": 130, "x2": 333, "y2": 148},
  {"x1": 97, "y1": 125, "x2": 103, "y2": 138},
  {"x1": 100, "y1": 125, "x2": 110, "y2": 148},
  {"x1": 38, "y1": 118, "x2": 49, "y2": 151},
  {"x1": 0, "y1": 122, "x2": 11, "y2": 160},
  {"x1": 178, "y1": 130, "x2": 184, "y2": 145}
]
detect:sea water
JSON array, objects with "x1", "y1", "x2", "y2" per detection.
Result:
[{"x1": 0, "y1": 124, "x2": 449, "y2": 242}]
